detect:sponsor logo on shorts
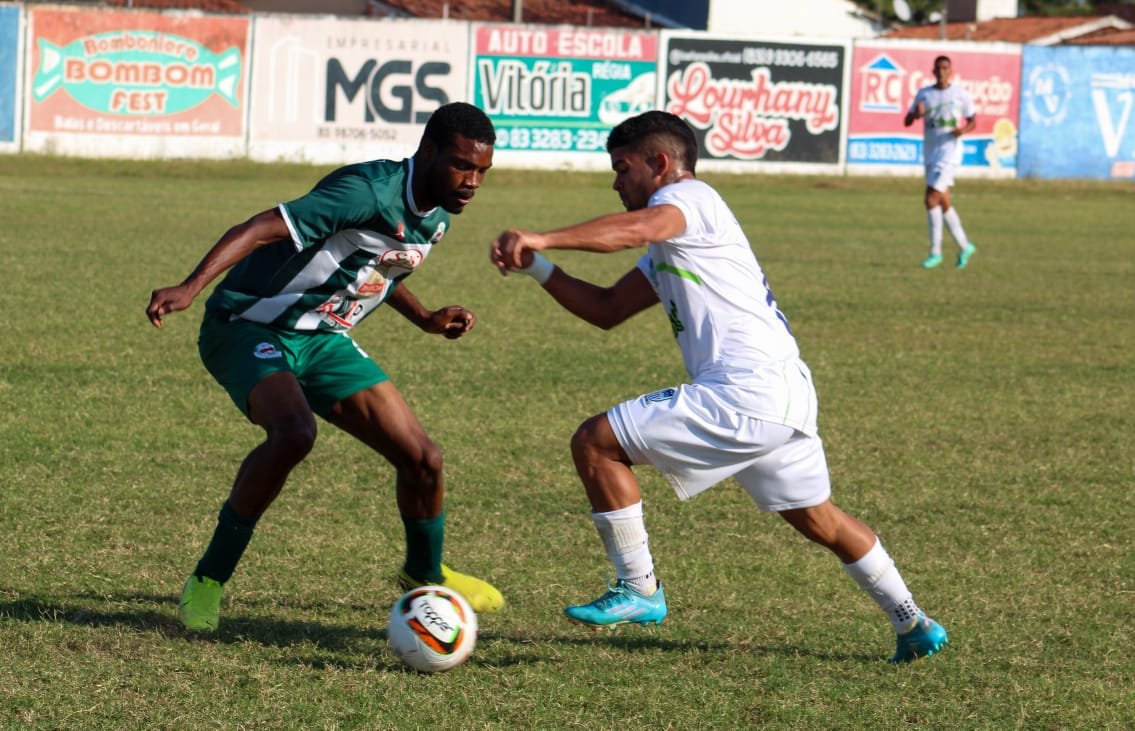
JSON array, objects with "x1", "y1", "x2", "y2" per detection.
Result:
[
  {"x1": 641, "y1": 387, "x2": 676, "y2": 405},
  {"x1": 253, "y1": 342, "x2": 283, "y2": 359}
]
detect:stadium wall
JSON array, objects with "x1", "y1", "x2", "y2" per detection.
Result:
[
  {"x1": 0, "y1": 3, "x2": 22, "y2": 153},
  {"x1": 1, "y1": 3, "x2": 1133, "y2": 181},
  {"x1": 1019, "y1": 44, "x2": 1135, "y2": 180},
  {"x1": 846, "y1": 39, "x2": 1021, "y2": 180}
]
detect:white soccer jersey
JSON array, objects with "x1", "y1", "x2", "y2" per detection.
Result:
[
  {"x1": 635, "y1": 178, "x2": 816, "y2": 435},
  {"x1": 910, "y1": 83, "x2": 976, "y2": 167}
]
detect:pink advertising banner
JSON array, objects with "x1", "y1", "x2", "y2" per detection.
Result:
[
  {"x1": 847, "y1": 43, "x2": 1021, "y2": 174},
  {"x1": 27, "y1": 7, "x2": 248, "y2": 138}
]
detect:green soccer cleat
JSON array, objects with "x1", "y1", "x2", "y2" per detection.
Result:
[
  {"x1": 564, "y1": 580, "x2": 667, "y2": 628},
  {"x1": 889, "y1": 613, "x2": 948, "y2": 664},
  {"x1": 957, "y1": 244, "x2": 976, "y2": 269},
  {"x1": 178, "y1": 575, "x2": 223, "y2": 632},
  {"x1": 922, "y1": 253, "x2": 943, "y2": 269},
  {"x1": 398, "y1": 563, "x2": 505, "y2": 613}
]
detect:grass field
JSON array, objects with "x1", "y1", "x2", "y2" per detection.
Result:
[{"x1": 1, "y1": 155, "x2": 1132, "y2": 729}]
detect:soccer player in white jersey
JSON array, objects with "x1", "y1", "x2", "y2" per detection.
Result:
[
  {"x1": 490, "y1": 111, "x2": 947, "y2": 663},
  {"x1": 904, "y1": 55, "x2": 978, "y2": 270},
  {"x1": 146, "y1": 102, "x2": 503, "y2": 632}
]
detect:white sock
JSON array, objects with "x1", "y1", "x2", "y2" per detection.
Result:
[
  {"x1": 927, "y1": 207, "x2": 943, "y2": 256},
  {"x1": 943, "y1": 207, "x2": 970, "y2": 250},
  {"x1": 842, "y1": 538, "x2": 922, "y2": 633},
  {"x1": 591, "y1": 502, "x2": 657, "y2": 595}
]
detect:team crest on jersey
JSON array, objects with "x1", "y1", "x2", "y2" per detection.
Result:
[
  {"x1": 641, "y1": 387, "x2": 677, "y2": 405},
  {"x1": 380, "y1": 249, "x2": 424, "y2": 270},
  {"x1": 393, "y1": 222, "x2": 406, "y2": 241},
  {"x1": 253, "y1": 342, "x2": 283, "y2": 359},
  {"x1": 429, "y1": 222, "x2": 447, "y2": 243}
]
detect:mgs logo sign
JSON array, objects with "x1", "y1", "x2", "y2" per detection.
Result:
[
  {"x1": 253, "y1": 19, "x2": 466, "y2": 147},
  {"x1": 325, "y1": 58, "x2": 450, "y2": 123}
]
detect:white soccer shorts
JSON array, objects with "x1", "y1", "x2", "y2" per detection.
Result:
[
  {"x1": 926, "y1": 160, "x2": 956, "y2": 191},
  {"x1": 607, "y1": 383, "x2": 832, "y2": 511}
]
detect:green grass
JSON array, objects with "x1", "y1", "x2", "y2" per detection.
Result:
[{"x1": 1, "y1": 155, "x2": 1132, "y2": 729}]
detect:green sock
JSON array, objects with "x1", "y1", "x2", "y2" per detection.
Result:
[
  {"x1": 402, "y1": 512, "x2": 444, "y2": 583},
  {"x1": 194, "y1": 501, "x2": 257, "y2": 584}
]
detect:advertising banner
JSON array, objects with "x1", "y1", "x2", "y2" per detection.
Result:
[
  {"x1": 0, "y1": 3, "x2": 21, "y2": 150},
  {"x1": 660, "y1": 33, "x2": 849, "y2": 173},
  {"x1": 249, "y1": 17, "x2": 468, "y2": 164},
  {"x1": 470, "y1": 24, "x2": 659, "y2": 169},
  {"x1": 1020, "y1": 45, "x2": 1135, "y2": 180},
  {"x1": 847, "y1": 42, "x2": 1020, "y2": 178},
  {"x1": 25, "y1": 7, "x2": 249, "y2": 158}
]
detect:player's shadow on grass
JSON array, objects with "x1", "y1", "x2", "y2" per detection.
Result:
[
  {"x1": 0, "y1": 589, "x2": 540, "y2": 671},
  {"x1": 0, "y1": 590, "x2": 384, "y2": 665},
  {"x1": 534, "y1": 628, "x2": 877, "y2": 663},
  {"x1": 0, "y1": 590, "x2": 876, "y2": 666}
]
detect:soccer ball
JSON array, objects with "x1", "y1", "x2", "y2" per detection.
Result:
[{"x1": 387, "y1": 585, "x2": 477, "y2": 672}]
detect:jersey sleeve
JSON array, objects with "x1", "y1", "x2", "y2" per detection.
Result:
[
  {"x1": 279, "y1": 167, "x2": 381, "y2": 249},
  {"x1": 649, "y1": 185, "x2": 698, "y2": 239},
  {"x1": 634, "y1": 252, "x2": 658, "y2": 293},
  {"x1": 908, "y1": 87, "x2": 926, "y2": 115}
]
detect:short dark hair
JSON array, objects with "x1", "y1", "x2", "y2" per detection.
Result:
[
  {"x1": 422, "y1": 102, "x2": 496, "y2": 149},
  {"x1": 934, "y1": 55, "x2": 951, "y2": 67},
  {"x1": 606, "y1": 111, "x2": 698, "y2": 174}
]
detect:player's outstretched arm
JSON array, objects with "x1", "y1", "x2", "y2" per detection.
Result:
[
  {"x1": 490, "y1": 205, "x2": 678, "y2": 328},
  {"x1": 491, "y1": 205, "x2": 686, "y2": 273},
  {"x1": 146, "y1": 209, "x2": 289, "y2": 328},
  {"x1": 542, "y1": 265, "x2": 658, "y2": 330},
  {"x1": 385, "y1": 283, "x2": 475, "y2": 340},
  {"x1": 903, "y1": 101, "x2": 925, "y2": 128}
]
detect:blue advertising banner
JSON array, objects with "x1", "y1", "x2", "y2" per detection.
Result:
[
  {"x1": 1020, "y1": 45, "x2": 1135, "y2": 180},
  {"x1": 0, "y1": 4, "x2": 20, "y2": 144}
]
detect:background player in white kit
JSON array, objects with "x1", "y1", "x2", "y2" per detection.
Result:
[
  {"x1": 904, "y1": 55, "x2": 978, "y2": 270},
  {"x1": 490, "y1": 111, "x2": 948, "y2": 663}
]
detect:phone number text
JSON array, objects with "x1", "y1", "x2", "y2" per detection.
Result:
[{"x1": 496, "y1": 126, "x2": 609, "y2": 152}]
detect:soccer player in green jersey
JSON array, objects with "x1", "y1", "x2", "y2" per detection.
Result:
[{"x1": 146, "y1": 102, "x2": 503, "y2": 632}]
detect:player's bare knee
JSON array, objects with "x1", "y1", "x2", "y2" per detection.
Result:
[
  {"x1": 570, "y1": 417, "x2": 604, "y2": 464},
  {"x1": 265, "y1": 417, "x2": 317, "y2": 463},
  {"x1": 419, "y1": 440, "x2": 444, "y2": 480},
  {"x1": 395, "y1": 438, "x2": 444, "y2": 486}
]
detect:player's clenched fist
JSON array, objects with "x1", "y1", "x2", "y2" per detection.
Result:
[
  {"x1": 146, "y1": 284, "x2": 196, "y2": 328},
  {"x1": 490, "y1": 229, "x2": 545, "y2": 274}
]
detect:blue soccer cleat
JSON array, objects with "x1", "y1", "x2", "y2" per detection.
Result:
[
  {"x1": 889, "y1": 613, "x2": 948, "y2": 663},
  {"x1": 922, "y1": 253, "x2": 943, "y2": 269},
  {"x1": 957, "y1": 244, "x2": 976, "y2": 269},
  {"x1": 564, "y1": 580, "x2": 667, "y2": 628}
]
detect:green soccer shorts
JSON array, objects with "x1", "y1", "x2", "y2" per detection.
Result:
[{"x1": 198, "y1": 312, "x2": 389, "y2": 420}]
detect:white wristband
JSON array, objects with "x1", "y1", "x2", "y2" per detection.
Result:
[{"x1": 516, "y1": 252, "x2": 555, "y2": 285}]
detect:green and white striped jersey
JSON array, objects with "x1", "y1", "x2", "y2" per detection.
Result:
[{"x1": 205, "y1": 158, "x2": 450, "y2": 332}]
